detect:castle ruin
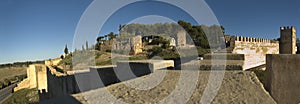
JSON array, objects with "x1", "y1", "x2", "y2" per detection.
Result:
[
  {"x1": 113, "y1": 35, "x2": 143, "y2": 55},
  {"x1": 176, "y1": 30, "x2": 187, "y2": 47}
]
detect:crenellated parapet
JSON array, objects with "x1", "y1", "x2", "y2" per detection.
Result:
[
  {"x1": 235, "y1": 35, "x2": 279, "y2": 44},
  {"x1": 280, "y1": 26, "x2": 295, "y2": 31}
]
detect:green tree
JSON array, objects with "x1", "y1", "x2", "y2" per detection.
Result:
[
  {"x1": 0, "y1": 81, "x2": 4, "y2": 89},
  {"x1": 64, "y1": 44, "x2": 69, "y2": 55},
  {"x1": 104, "y1": 35, "x2": 108, "y2": 40},
  {"x1": 86, "y1": 41, "x2": 89, "y2": 50},
  {"x1": 119, "y1": 24, "x2": 126, "y2": 31},
  {"x1": 3, "y1": 78, "x2": 11, "y2": 86},
  {"x1": 108, "y1": 32, "x2": 116, "y2": 40},
  {"x1": 97, "y1": 36, "x2": 104, "y2": 42},
  {"x1": 82, "y1": 45, "x2": 85, "y2": 51}
]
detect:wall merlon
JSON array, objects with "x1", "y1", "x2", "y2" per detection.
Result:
[
  {"x1": 281, "y1": 26, "x2": 296, "y2": 31},
  {"x1": 232, "y1": 35, "x2": 279, "y2": 44}
]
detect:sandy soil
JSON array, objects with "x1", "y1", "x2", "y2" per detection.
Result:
[{"x1": 75, "y1": 70, "x2": 276, "y2": 104}]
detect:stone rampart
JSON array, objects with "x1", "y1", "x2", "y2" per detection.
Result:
[
  {"x1": 113, "y1": 35, "x2": 143, "y2": 55},
  {"x1": 265, "y1": 54, "x2": 300, "y2": 104},
  {"x1": 14, "y1": 64, "x2": 48, "y2": 92},
  {"x1": 45, "y1": 58, "x2": 62, "y2": 66},
  {"x1": 231, "y1": 36, "x2": 279, "y2": 69},
  {"x1": 37, "y1": 60, "x2": 173, "y2": 100}
]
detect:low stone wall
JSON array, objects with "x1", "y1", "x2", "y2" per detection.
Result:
[
  {"x1": 17, "y1": 60, "x2": 176, "y2": 101},
  {"x1": 117, "y1": 60, "x2": 174, "y2": 72},
  {"x1": 181, "y1": 60, "x2": 244, "y2": 70},
  {"x1": 204, "y1": 53, "x2": 245, "y2": 60},
  {"x1": 39, "y1": 60, "x2": 170, "y2": 101},
  {"x1": 203, "y1": 53, "x2": 262, "y2": 70},
  {"x1": 265, "y1": 54, "x2": 300, "y2": 104}
]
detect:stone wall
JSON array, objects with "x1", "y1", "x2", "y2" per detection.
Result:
[
  {"x1": 279, "y1": 26, "x2": 296, "y2": 54},
  {"x1": 176, "y1": 30, "x2": 186, "y2": 47},
  {"x1": 14, "y1": 64, "x2": 48, "y2": 92},
  {"x1": 265, "y1": 54, "x2": 300, "y2": 104},
  {"x1": 38, "y1": 60, "x2": 172, "y2": 100},
  {"x1": 45, "y1": 58, "x2": 62, "y2": 66},
  {"x1": 113, "y1": 35, "x2": 143, "y2": 55},
  {"x1": 39, "y1": 68, "x2": 80, "y2": 100},
  {"x1": 231, "y1": 36, "x2": 279, "y2": 69}
]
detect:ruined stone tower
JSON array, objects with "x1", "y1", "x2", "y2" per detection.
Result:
[
  {"x1": 280, "y1": 26, "x2": 296, "y2": 54},
  {"x1": 176, "y1": 30, "x2": 186, "y2": 47}
]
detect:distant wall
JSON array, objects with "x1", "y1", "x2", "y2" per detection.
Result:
[
  {"x1": 113, "y1": 35, "x2": 143, "y2": 55},
  {"x1": 45, "y1": 58, "x2": 62, "y2": 66},
  {"x1": 176, "y1": 30, "x2": 186, "y2": 47},
  {"x1": 265, "y1": 54, "x2": 300, "y2": 104},
  {"x1": 231, "y1": 36, "x2": 279, "y2": 69}
]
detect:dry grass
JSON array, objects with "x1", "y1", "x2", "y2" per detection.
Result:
[
  {"x1": 2, "y1": 88, "x2": 39, "y2": 104},
  {"x1": 0, "y1": 66, "x2": 27, "y2": 81}
]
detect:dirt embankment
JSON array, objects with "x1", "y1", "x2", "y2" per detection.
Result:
[{"x1": 74, "y1": 70, "x2": 275, "y2": 104}]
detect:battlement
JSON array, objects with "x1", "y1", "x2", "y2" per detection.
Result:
[
  {"x1": 280, "y1": 26, "x2": 296, "y2": 31},
  {"x1": 280, "y1": 26, "x2": 296, "y2": 54},
  {"x1": 234, "y1": 36, "x2": 278, "y2": 43}
]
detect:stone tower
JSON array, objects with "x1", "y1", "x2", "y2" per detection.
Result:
[
  {"x1": 280, "y1": 26, "x2": 296, "y2": 54},
  {"x1": 176, "y1": 30, "x2": 186, "y2": 47}
]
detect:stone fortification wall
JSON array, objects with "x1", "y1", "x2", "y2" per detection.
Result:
[
  {"x1": 14, "y1": 64, "x2": 48, "y2": 92},
  {"x1": 45, "y1": 58, "x2": 62, "y2": 66},
  {"x1": 279, "y1": 26, "x2": 296, "y2": 54},
  {"x1": 113, "y1": 35, "x2": 143, "y2": 55},
  {"x1": 176, "y1": 30, "x2": 186, "y2": 47},
  {"x1": 39, "y1": 68, "x2": 80, "y2": 100},
  {"x1": 231, "y1": 36, "x2": 279, "y2": 69},
  {"x1": 38, "y1": 60, "x2": 172, "y2": 100},
  {"x1": 265, "y1": 54, "x2": 300, "y2": 104}
]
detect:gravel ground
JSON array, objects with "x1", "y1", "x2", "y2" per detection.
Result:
[{"x1": 74, "y1": 70, "x2": 276, "y2": 104}]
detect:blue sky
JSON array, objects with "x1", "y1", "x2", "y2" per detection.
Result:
[{"x1": 0, "y1": 0, "x2": 300, "y2": 64}]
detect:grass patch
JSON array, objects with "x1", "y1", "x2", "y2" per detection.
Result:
[
  {"x1": 2, "y1": 88, "x2": 39, "y2": 104},
  {"x1": 129, "y1": 55, "x2": 148, "y2": 60},
  {"x1": 248, "y1": 65, "x2": 267, "y2": 86},
  {"x1": 197, "y1": 48, "x2": 210, "y2": 56},
  {"x1": 96, "y1": 59, "x2": 112, "y2": 66}
]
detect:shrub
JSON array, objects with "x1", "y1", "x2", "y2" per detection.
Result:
[
  {"x1": 3, "y1": 78, "x2": 11, "y2": 86},
  {"x1": 105, "y1": 49, "x2": 111, "y2": 53},
  {"x1": 197, "y1": 48, "x2": 210, "y2": 57},
  {"x1": 129, "y1": 55, "x2": 148, "y2": 60},
  {"x1": 148, "y1": 46, "x2": 180, "y2": 60},
  {"x1": 58, "y1": 54, "x2": 72, "y2": 65},
  {"x1": 96, "y1": 60, "x2": 112, "y2": 66},
  {"x1": 0, "y1": 81, "x2": 4, "y2": 89}
]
